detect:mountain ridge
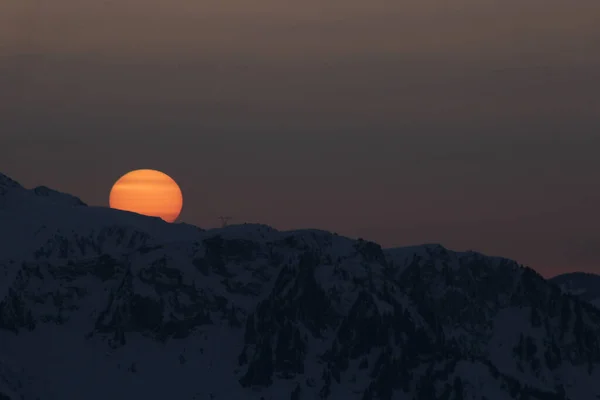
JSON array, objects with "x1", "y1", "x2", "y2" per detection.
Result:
[
  {"x1": 550, "y1": 272, "x2": 600, "y2": 308},
  {"x1": 0, "y1": 172, "x2": 599, "y2": 399}
]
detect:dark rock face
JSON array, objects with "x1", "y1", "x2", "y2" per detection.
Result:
[
  {"x1": 0, "y1": 288, "x2": 36, "y2": 333},
  {"x1": 239, "y1": 253, "x2": 332, "y2": 387}
]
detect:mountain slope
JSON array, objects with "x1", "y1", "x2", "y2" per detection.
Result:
[
  {"x1": 551, "y1": 272, "x2": 600, "y2": 308},
  {"x1": 0, "y1": 172, "x2": 599, "y2": 399}
]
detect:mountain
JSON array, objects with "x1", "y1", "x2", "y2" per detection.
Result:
[
  {"x1": 0, "y1": 173, "x2": 85, "y2": 208},
  {"x1": 1, "y1": 171, "x2": 600, "y2": 399},
  {"x1": 550, "y1": 273, "x2": 600, "y2": 308}
]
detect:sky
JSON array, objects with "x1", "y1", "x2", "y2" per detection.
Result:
[{"x1": 1, "y1": 0, "x2": 599, "y2": 277}]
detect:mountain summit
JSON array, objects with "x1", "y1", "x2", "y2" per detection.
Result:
[
  {"x1": 0, "y1": 173, "x2": 22, "y2": 194},
  {"x1": 0, "y1": 173, "x2": 86, "y2": 208},
  {"x1": 0, "y1": 172, "x2": 599, "y2": 399}
]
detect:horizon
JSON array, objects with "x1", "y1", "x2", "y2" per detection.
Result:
[
  {"x1": 0, "y1": 169, "x2": 582, "y2": 280},
  {"x1": 2, "y1": 0, "x2": 599, "y2": 277}
]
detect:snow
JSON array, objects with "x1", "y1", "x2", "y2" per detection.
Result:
[{"x1": 2, "y1": 172, "x2": 600, "y2": 399}]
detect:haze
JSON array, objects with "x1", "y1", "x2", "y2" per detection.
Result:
[{"x1": 1, "y1": 0, "x2": 599, "y2": 277}]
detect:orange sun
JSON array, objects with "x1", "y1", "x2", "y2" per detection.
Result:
[{"x1": 109, "y1": 169, "x2": 183, "y2": 223}]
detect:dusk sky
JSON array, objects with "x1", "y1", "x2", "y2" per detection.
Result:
[{"x1": 1, "y1": 0, "x2": 599, "y2": 277}]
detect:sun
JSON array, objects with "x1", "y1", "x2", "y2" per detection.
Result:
[{"x1": 109, "y1": 169, "x2": 183, "y2": 223}]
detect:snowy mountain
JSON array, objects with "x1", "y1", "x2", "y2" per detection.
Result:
[
  {"x1": 1, "y1": 171, "x2": 600, "y2": 399},
  {"x1": 550, "y1": 272, "x2": 600, "y2": 308}
]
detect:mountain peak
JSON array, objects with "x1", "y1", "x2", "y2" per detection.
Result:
[
  {"x1": 0, "y1": 172, "x2": 86, "y2": 208},
  {"x1": 0, "y1": 173, "x2": 22, "y2": 194}
]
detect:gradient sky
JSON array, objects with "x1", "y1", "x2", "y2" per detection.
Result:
[{"x1": 1, "y1": 0, "x2": 599, "y2": 277}]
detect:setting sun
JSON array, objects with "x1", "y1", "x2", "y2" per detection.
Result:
[{"x1": 109, "y1": 169, "x2": 183, "y2": 223}]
